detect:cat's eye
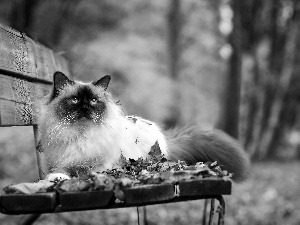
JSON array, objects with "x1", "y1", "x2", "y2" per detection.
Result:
[
  {"x1": 70, "y1": 97, "x2": 79, "y2": 104},
  {"x1": 90, "y1": 98, "x2": 98, "y2": 105}
]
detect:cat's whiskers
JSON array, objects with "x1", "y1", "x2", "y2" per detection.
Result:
[{"x1": 89, "y1": 111, "x2": 106, "y2": 125}]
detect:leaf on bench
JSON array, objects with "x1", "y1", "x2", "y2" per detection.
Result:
[
  {"x1": 55, "y1": 178, "x2": 90, "y2": 192},
  {"x1": 3, "y1": 180, "x2": 54, "y2": 194}
]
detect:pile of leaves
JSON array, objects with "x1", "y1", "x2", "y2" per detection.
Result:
[
  {"x1": 102, "y1": 141, "x2": 230, "y2": 185},
  {"x1": 3, "y1": 144, "x2": 231, "y2": 194}
]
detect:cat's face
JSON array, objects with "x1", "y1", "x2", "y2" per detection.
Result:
[{"x1": 49, "y1": 72, "x2": 111, "y2": 125}]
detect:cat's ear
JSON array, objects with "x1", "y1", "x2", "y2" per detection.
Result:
[
  {"x1": 53, "y1": 71, "x2": 74, "y2": 94},
  {"x1": 93, "y1": 75, "x2": 111, "y2": 91}
]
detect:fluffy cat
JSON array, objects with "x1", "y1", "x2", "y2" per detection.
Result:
[{"x1": 39, "y1": 72, "x2": 250, "y2": 182}]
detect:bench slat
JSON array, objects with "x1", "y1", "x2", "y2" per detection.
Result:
[
  {"x1": 1, "y1": 178, "x2": 231, "y2": 214},
  {"x1": 0, "y1": 24, "x2": 69, "y2": 83},
  {"x1": 0, "y1": 74, "x2": 51, "y2": 126}
]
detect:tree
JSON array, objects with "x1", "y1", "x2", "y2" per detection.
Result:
[
  {"x1": 258, "y1": 3, "x2": 300, "y2": 159},
  {"x1": 218, "y1": 0, "x2": 242, "y2": 139},
  {"x1": 164, "y1": 0, "x2": 183, "y2": 128},
  {"x1": 238, "y1": 0, "x2": 300, "y2": 159}
]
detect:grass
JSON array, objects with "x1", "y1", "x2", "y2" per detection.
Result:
[{"x1": 1, "y1": 161, "x2": 300, "y2": 225}]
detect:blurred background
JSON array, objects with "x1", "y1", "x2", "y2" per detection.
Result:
[{"x1": 0, "y1": 0, "x2": 300, "y2": 224}]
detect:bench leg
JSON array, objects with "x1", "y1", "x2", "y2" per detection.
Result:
[
  {"x1": 202, "y1": 199, "x2": 209, "y2": 224},
  {"x1": 143, "y1": 206, "x2": 148, "y2": 225},
  {"x1": 217, "y1": 196, "x2": 226, "y2": 225},
  {"x1": 137, "y1": 206, "x2": 148, "y2": 225},
  {"x1": 202, "y1": 196, "x2": 226, "y2": 225},
  {"x1": 208, "y1": 199, "x2": 215, "y2": 225},
  {"x1": 21, "y1": 214, "x2": 41, "y2": 225}
]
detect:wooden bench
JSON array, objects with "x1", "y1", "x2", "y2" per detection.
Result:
[{"x1": 0, "y1": 23, "x2": 231, "y2": 225}]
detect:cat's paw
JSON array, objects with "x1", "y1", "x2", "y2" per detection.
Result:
[{"x1": 45, "y1": 173, "x2": 71, "y2": 182}]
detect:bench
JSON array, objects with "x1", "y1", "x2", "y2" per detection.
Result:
[{"x1": 0, "y1": 23, "x2": 231, "y2": 225}]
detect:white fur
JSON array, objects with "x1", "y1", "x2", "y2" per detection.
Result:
[
  {"x1": 38, "y1": 82, "x2": 167, "y2": 174},
  {"x1": 46, "y1": 173, "x2": 71, "y2": 182}
]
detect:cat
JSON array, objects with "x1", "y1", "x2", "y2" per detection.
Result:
[{"x1": 38, "y1": 72, "x2": 250, "y2": 182}]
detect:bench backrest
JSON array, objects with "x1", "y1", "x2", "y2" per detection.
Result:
[{"x1": 0, "y1": 23, "x2": 70, "y2": 179}]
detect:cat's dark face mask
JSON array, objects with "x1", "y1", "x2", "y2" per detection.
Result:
[{"x1": 51, "y1": 72, "x2": 111, "y2": 124}]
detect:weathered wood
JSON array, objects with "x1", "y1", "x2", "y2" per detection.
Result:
[
  {"x1": 121, "y1": 183, "x2": 175, "y2": 205},
  {"x1": 0, "y1": 73, "x2": 51, "y2": 126},
  {"x1": 0, "y1": 23, "x2": 69, "y2": 83},
  {"x1": 178, "y1": 179, "x2": 232, "y2": 197},
  {"x1": 1, "y1": 178, "x2": 231, "y2": 214},
  {"x1": 0, "y1": 23, "x2": 69, "y2": 126},
  {"x1": 33, "y1": 126, "x2": 48, "y2": 179},
  {"x1": 1, "y1": 192, "x2": 57, "y2": 214},
  {"x1": 59, "y1": 190, "x2": 115, "y2": 211}
]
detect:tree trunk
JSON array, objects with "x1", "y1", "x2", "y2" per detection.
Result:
[
  {"x1": 220, "y1": 0, "x2": 242, "y2": 139},
  {"x1": 10, "y1": 0, "x2": 39, "y2": 34},
  {"x1": 164, "y1": 0, "x2": 182, "y2": 128},
  {"x1": 257, "y1": 21, "x2": 299, "y2": 159},
  {"x1": 244, "y1": 48, "x2": 260, "y2": 149},
  {"x1": 247, "y1": 45, "x2": 267, "y2": 158}
]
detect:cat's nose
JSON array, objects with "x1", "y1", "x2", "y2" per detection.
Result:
[
  {"x1": 82, "y1": 101, "x2": 90, "y2": 109},
  {"x1": 81, "y1": 103, "x2": 90, "y2": 112}
]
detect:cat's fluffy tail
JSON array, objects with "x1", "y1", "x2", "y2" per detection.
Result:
[{"x1": 164, "y1": 127, "x2": 250, "y2": 182}]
